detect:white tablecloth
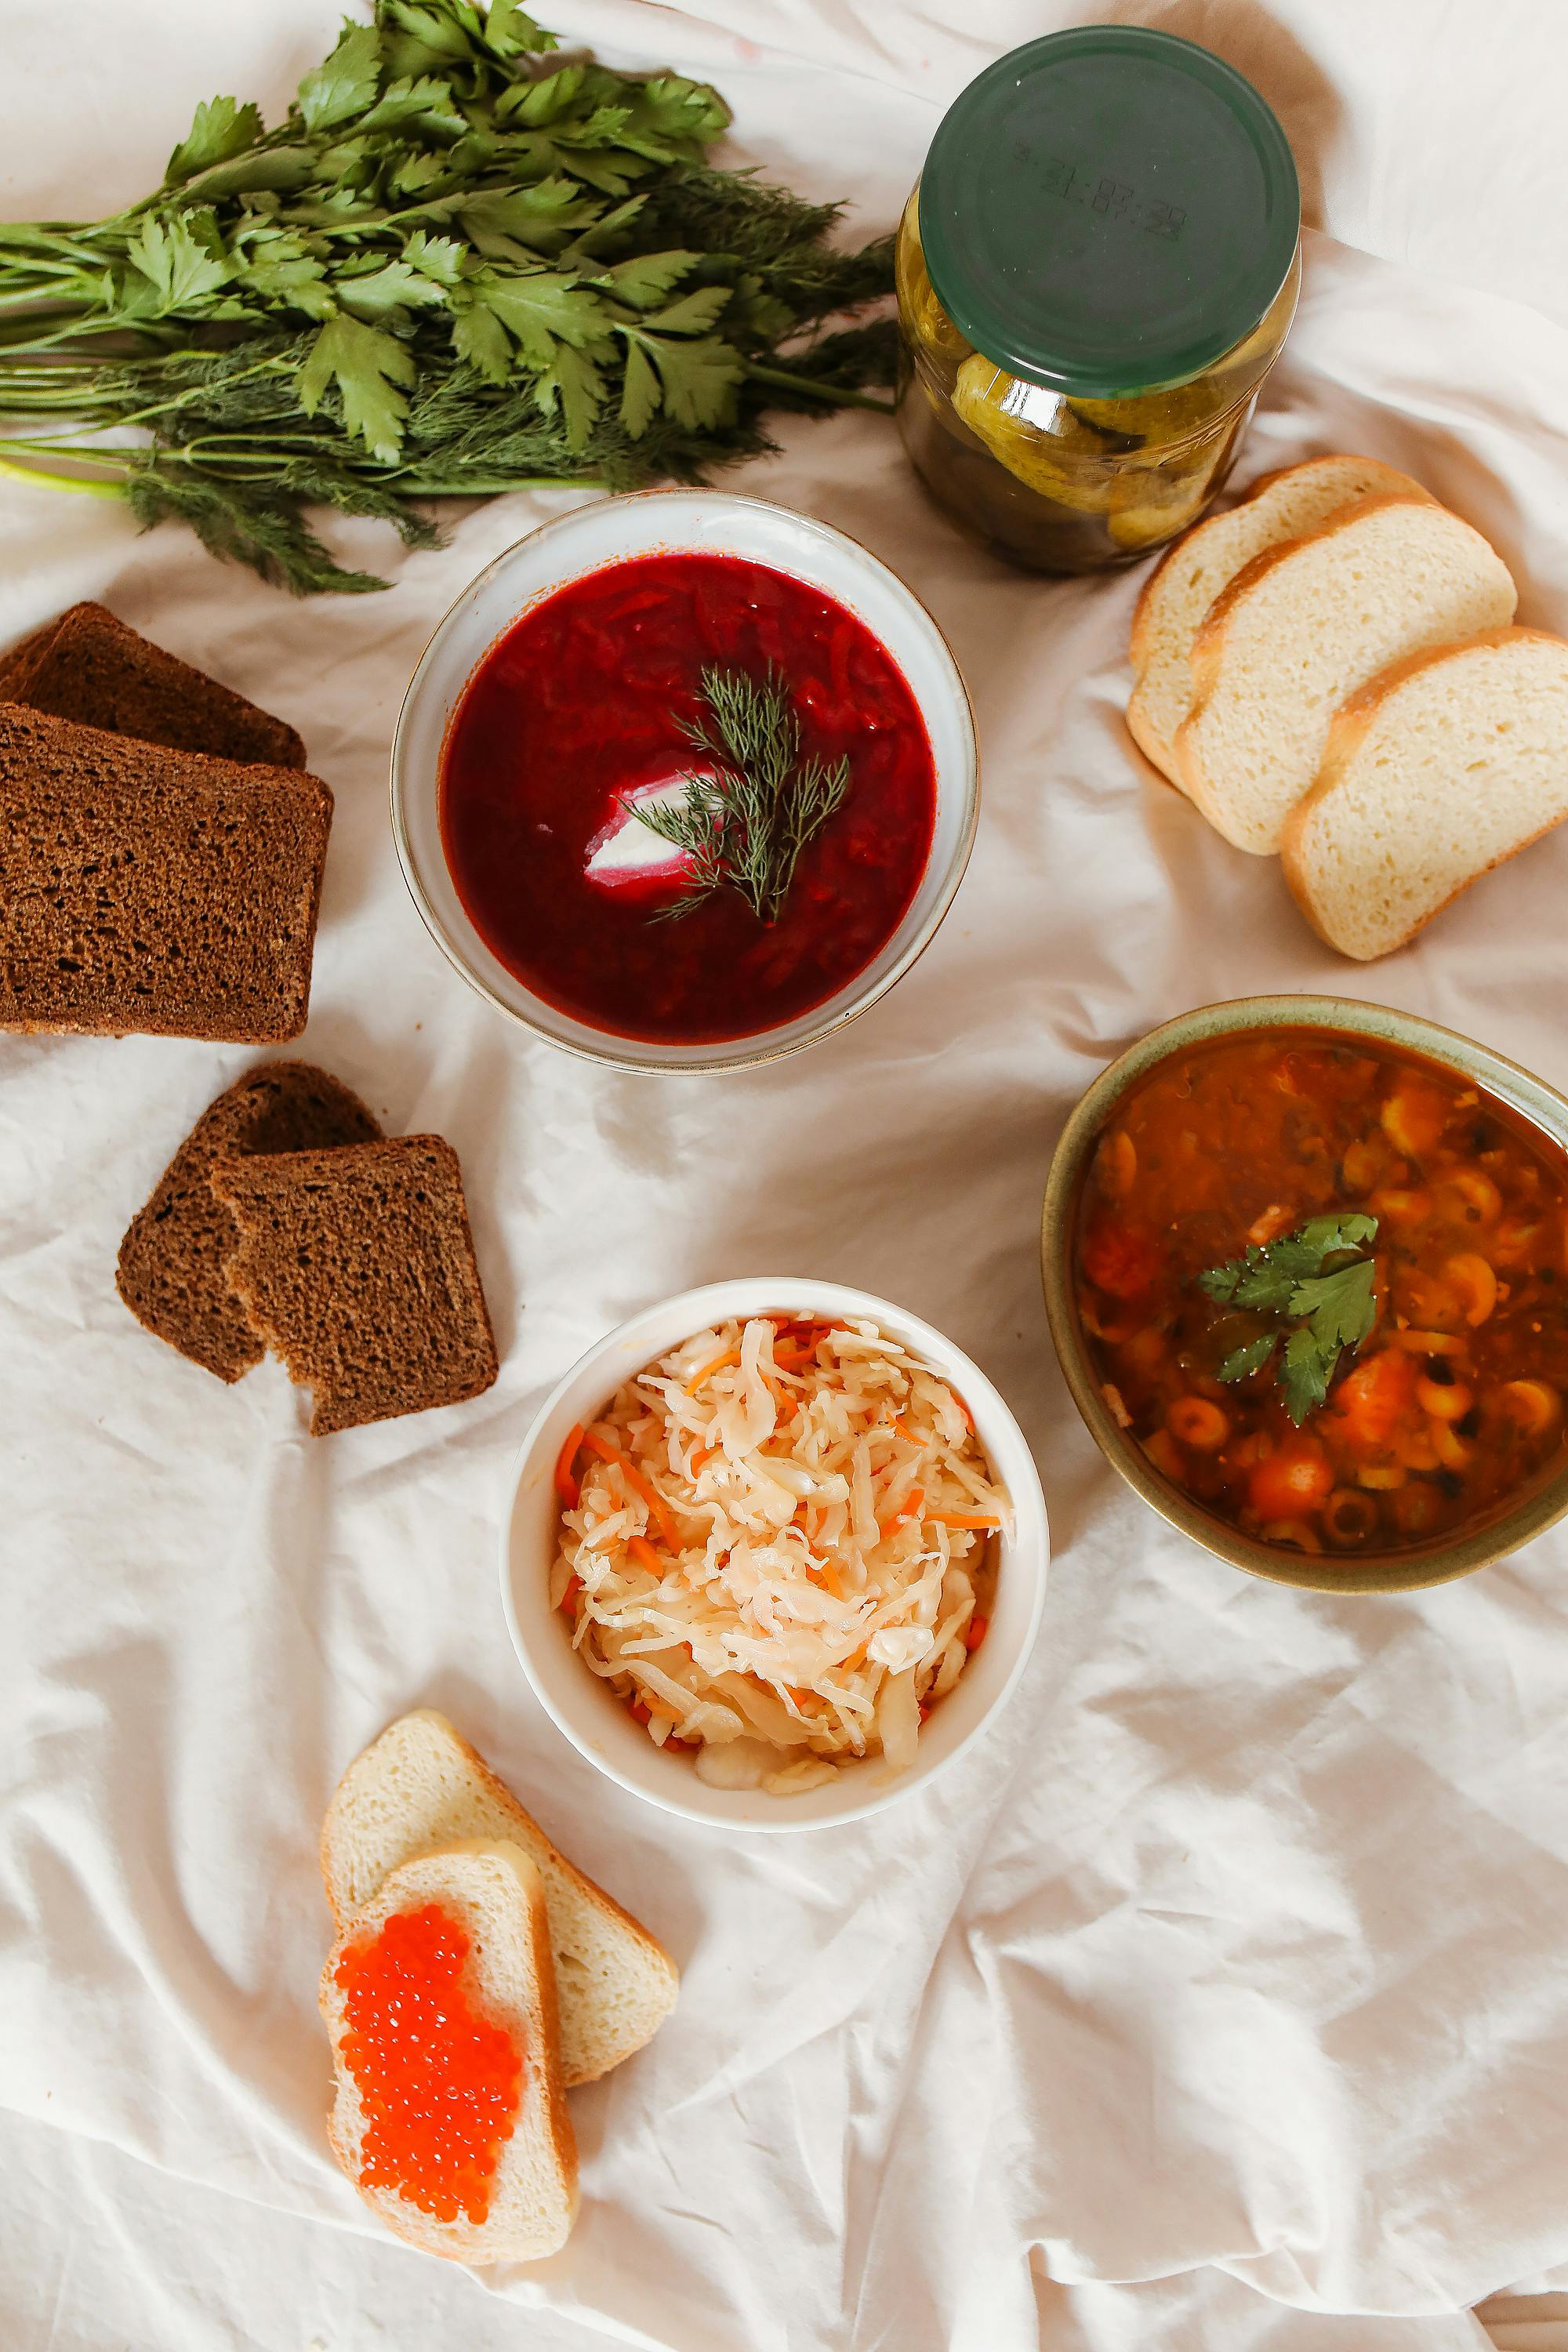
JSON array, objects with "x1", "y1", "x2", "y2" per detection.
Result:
[{"x1": 4, "y1": 5, "x2": 1568, "y2": 2348}]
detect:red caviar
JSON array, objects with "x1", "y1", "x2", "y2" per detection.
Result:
[{"x1": 336, "y1": 1904, "x2": 523, "y2": 2227}]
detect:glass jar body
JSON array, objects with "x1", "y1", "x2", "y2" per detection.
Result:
[{"x1": 895, "y1": 189, "x2": 1301, "y2": 575}]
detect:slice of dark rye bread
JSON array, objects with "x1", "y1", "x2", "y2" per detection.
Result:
[
  {"x1": 212, "y1": 1137, "x2": 499, "y2": 1436},
  {"x1": 117, "y1": 1064, "x2": 383, "y2": 1381},
  {"x1": 0, "y1": 603, "x2": 306, "y2": 768},
  {"x1": 0, "y1": 705, "x2": 331, "y2": 1042}
]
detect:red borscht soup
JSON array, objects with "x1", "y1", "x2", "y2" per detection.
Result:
[{"x1": 438, "y1": 553, "x2": 937, "y2": 1045}]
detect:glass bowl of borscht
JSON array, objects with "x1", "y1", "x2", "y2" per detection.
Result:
[
  {"x1": 391, "y1": 489, "x2": 978, "y2": 1072},
  {"x1": 1042, "y1": 996, "x2": 1568, "y2": 1593}
]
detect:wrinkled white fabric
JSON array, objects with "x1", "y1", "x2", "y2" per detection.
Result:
[{"x1": 3, "y1": 4, "x2": 1568, "y2": 2348}]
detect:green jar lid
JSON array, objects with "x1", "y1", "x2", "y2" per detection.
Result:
[{"x1": 918, "y1": 27, "x2": 1300, "y2": 397}]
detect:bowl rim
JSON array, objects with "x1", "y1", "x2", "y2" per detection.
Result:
[
  {"x1": 1040, "y1": 993, "x2": 1568, "y2": 1595},
  {"x1": 390, "y1": 486, "x2": 981, "y2": 1076},
  {"x1": 496, "y1": 1276, "x2": 1051, "y2": 1831}
]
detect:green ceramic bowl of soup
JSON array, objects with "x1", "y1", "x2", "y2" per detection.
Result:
[{"x1": 1041, "y1": 996, "x2": 1568, "y2": 1593}]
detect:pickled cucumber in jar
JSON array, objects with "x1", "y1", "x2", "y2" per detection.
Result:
[{"x1": 895, "y1": 27, "x2": 1301, "y2": 573}]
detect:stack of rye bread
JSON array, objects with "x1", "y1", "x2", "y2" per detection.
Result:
[
  {"x1": 1127, "y1": 456, "x2": 1568, "y2": 958},
  {"x1": 0, "y1": 601, "x2": 328, "y2": 1040},
  {"x1": 1, "y1": 602, "x2": 496, "y2": 1434}
]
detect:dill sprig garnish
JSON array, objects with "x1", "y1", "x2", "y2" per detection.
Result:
[{"x1": 632, "y1": 664, "x2": 851, "y2": 925}]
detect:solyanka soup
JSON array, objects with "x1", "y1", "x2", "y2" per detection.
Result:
[
  {"x1": 439, "y1": 552, "x2": 938, "y2": 1047},
  {"x1": 1072, "y1": 1029, "x2": 1568, "y2": 1563}
]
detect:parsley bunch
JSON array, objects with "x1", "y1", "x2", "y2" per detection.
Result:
[
  {"x1": 1200, "y1": 1212, "x2": 1381, "y2": 1427},
  {"x1": 0, "y1": 1, "x2": 896, "y2": 592}
]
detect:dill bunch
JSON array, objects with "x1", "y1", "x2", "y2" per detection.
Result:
[{"x1": 0, "y1": 0, "x2": 896, "y2": 593}]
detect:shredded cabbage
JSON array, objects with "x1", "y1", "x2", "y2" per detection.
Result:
[{"x1": 554, "y1": 1316, "x2": 1011, "y2": 1795}]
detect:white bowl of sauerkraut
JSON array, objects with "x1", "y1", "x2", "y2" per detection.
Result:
[{"x1": 499, "y1": 1279, "x2": 1048, "y2": 1830}]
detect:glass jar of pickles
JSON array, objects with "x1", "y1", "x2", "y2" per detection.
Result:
[{"x1": 897, "y1": 28, "x2": 1301, "y2": 573}]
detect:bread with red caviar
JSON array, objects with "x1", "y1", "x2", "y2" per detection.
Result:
[
  {"x1": 321, "y1": 1839, "x2": 578, "y2": 2265},
  {"x1": 321, "y1": 1709, "x2": 678, "y2": 2087}
]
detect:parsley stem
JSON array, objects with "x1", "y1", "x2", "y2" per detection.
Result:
[
  {"x1": 0, "y1": 452, "x2": 123, "y2": 497},
  {"x1": 393, "y1": 477, "x2": 607, "y2": 495},
  {"x1": 742, "y1": 361, "x2": 897, "y2": 415}
]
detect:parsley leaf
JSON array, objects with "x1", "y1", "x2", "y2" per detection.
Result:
[
  {"x1": 596, "y1": 249, "x2": 700, "y2": 310},
  {"x1": 1280, "y1": 1326, "x2": 1334, "y2": 1425},
  {"x1": 1296, "y1": 1211, "x2": 1378, "y2": 1257},
  {"x1": 297, "y1": 25, "x2": 385, "y2": 132},
  {"x1": 1199, "y1": 1214, "x2": 1381, "y2": 1428},
  {"x1": 486, "y1": 0, "x2": 555, "y2": 53},
  {"x1": 632, "y1": 330, "x2": 744, "y2": 430},
  {"x1": 1217, "y1": 1334, "x2": 1277, "y2": 1385},
  {"x1": 336, "y1": 258, "x2": 450, "y2": 322},
  {"x1": 125, "y1": 216, "x2": 233, "y2": 314},
  {"x1": 167, "y1": 97, "x2": 265, "y2": 186},
  {"x1": 1289, "y1": 1257, "x2": 1378, "y2": 1352},
  {"x1": 296, "y1": 315, "x2": 416, "y2": 459}
]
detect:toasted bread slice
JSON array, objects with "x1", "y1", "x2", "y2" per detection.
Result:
[
  {"x1": 0, "y1": 705, "x2": 331, "y2": 1040},
  {"x1": 1283, "y1": 626, "x2": 1568, "y2": 960},
  {"x1": 1174, "y1": 495, "x2": 1517, "y2": 854},
  {"x1": 212, "y1": 1138, "x2": 498, "y2": 1434},
  {"x1": 1127, "y1": 456, "x2": 1433, "y2": 782},
  {"x1": 321, "y1": 1841, "x2": 578, "y2": 2265},
  {"x1": 0, "y1": 601, "x2": 306, "y2": 768},
  {"x1": 323, "y1": 1711, "x2": 679, "y2": 2088},
  {"x1": 117, "y1": 1063, "x2": 383, "y2": 1382}
]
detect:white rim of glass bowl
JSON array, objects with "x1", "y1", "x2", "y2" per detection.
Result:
[
  {"x1": 498, "y1": 1277, "x2": 1050, "y2": 1832},
  {"x1": 390, "y1": 488, "x2": 980, "y2": 1076}
]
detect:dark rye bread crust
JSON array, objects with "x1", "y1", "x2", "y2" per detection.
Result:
[
  {"x1": 0, "y1": 705, "x2": 331, "y2": 1041},
  {"x1": 117, "y1": 1064, "x2": 383, "y2": 1381},
  {"x1": 0, "y1": 602, "x2": 305, "y2": 768},
  {"x1": 213, "y1": 1136, "x2": 499, "y2": 1436}
]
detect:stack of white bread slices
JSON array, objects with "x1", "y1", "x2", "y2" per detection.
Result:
[
  {"x1": 1127, "y1": 456, "x2": 1568, "y2": 959},
  {"x1": 319, "y1": 1708, "x2": 679, "y2": 2265}
]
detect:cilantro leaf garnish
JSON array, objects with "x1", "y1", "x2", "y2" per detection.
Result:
[{"x1": 1207, "y1": 1214, "x2": 1379, "y2": 1428}]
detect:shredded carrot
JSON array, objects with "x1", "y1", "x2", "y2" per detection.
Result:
[
  {"x1": 689, "y1": 1443, "x2": 714, "y2": 1472},
  {"x1": 929, "y1": 1510, "x2": 1001, "y2": 1530},
  {"x1": 582, "y1": 1429, "x2": 681, "y2": 1549},
  {"x1": 560, "y1": 1572, "x2": 583, "y2": 1615},
  {"x1": 683, "y1": 1346, "x2": 741, "y2": 1395},
  {"x1": 842, "y1": 1639, "x2": 869, "y2": 1672},
  {"x1": 952, "y1": 1390, "x2": 976, "y2": 1436},
  {"x1": 878, "y1": 1484, "x2": 924, "y2": 1535},
  {"x1": 627, "y1": 1535, "x2": 662, "y2": 1574},
  {"x1": 964, "y1": 1613, "x2": 988, "y2": 1652},
  {"x1": 554, "y1": 1423, "x2": 585, "y2": 1508}
]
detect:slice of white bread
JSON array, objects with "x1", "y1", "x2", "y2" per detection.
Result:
[
  {"x1": 322, "y1": 1710, "x2": 677, "y2": 2087},
  {"x1": 321, "y1": 1840, "x2": 579, "y2": 2265},
  {"x1": 1175, "y1": 494, "x2": 1518, "y2": 853},
  {"x1": 1127, "y1": 455, "x2": 1433, "y2": 783},
  {"x1": 1283, "y1": 626, "x2": 1568, "y2": 960}
]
